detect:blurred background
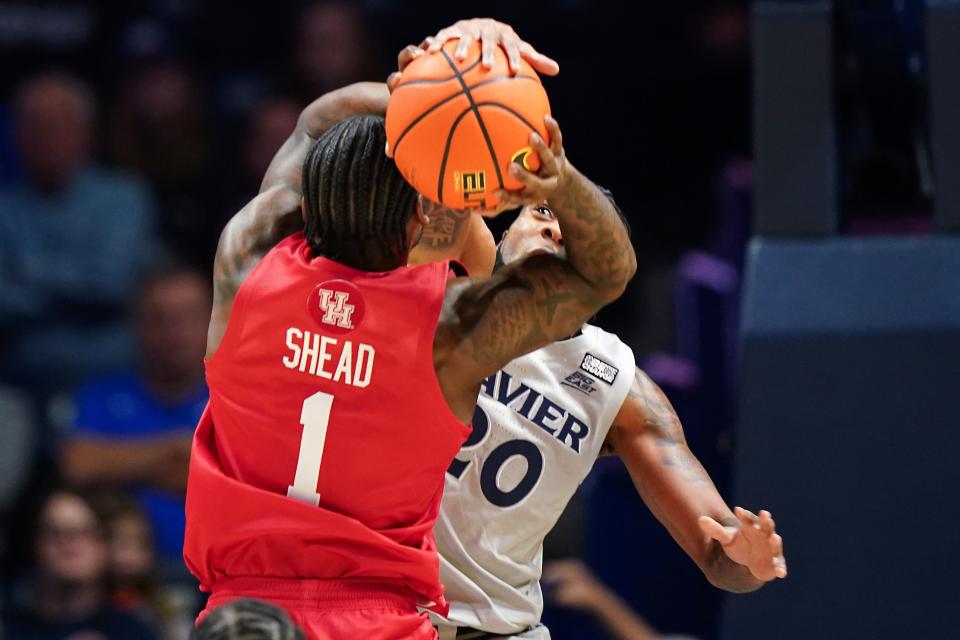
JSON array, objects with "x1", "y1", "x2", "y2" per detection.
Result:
[{"x1": 0, "y1": 1, "x2": 957, "y2": 639}]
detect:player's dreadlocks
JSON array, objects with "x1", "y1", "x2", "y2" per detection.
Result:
[
  {"x1": 302, "y1": 114, "x2": 418, "y2": 270},
  {"x1": 191, "y1": 599, "x2": 305, "y2": 640}
]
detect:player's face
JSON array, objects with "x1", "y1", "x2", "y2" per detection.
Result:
[{"x1": 500, "y1": 204, "x2": 565, "y2": 265}]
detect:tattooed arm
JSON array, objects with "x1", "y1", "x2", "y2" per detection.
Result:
[
  {"x1": 494, "y1": 116, "x2": 636, "y2": 297},
  {"x1": 434, "y1": 116, "x2": 636, "y2": 420},
  {"x1": 407, "y1": 200, "x2": 496, "y2": 276},
  {"x1": 604, "y1": 368, "x2": 787, "y2": 593},
  {"x1": 207, "y1": 82, "x2": 389, "y2": 357}
]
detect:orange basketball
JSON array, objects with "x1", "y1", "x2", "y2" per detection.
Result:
[{"x1": 385, "y1": 39, "x2": 551, "y2": 210}]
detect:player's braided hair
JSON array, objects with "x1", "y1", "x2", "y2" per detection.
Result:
[
  {"x1": 302, "y1": 114, "x2": 418, "y2": 270},
  {"x1": 191, "y1": 599, "x2": 305, "y2": 640}
]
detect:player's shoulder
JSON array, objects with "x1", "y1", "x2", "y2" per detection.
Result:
[
  {"x1": 581, "y1": 322, "x2": 619, "y2": 341},
  {"x1": 578, "y1": 324, "x2": 637, "y2": 381},
  {"x1": 581, "y1": 323, "x2": 634, "y2": 354}
]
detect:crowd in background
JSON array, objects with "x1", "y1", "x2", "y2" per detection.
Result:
[{"x1": 0, "y1": 1, "x2": 929, "y2": 639}]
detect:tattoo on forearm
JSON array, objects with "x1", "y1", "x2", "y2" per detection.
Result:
[
  {"x1": 627, "y1": 369, "x2": 682, "y2": 441},
  {"x1": 468, "y1": 293, "x2": 549, "y2": 366},
  {"x1": 548, "y1": 166, "x2": 635, "y2": 294},
  {"x1": 629, "y1": 369, "x2": 711, "y2": 485},
  {"x1": 534, "y1": 275, "x2": 580, "y2": 324},
  {"x1": 660, "y1": 448, "x2": 711, "y2": 486},
  {"x1": 462, "y1": 256, "x2": 583, "y2": 367}
]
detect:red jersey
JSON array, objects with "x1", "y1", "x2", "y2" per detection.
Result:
[{"x1": 184, "y1": 233, "x2": 470, "y2": 609}]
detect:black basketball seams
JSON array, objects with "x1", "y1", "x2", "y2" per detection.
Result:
[
  {"x1": 474, "y1": 102, "x2": 541, "y2": 135},
  {"x1": 391, "y1": 75, "x2": 539, "y2": 157},
  {"x1": 436, "y1": 106, "x2": 474, "y2": 204},
  {"x1": 438, "y1": 49, "x2": 504, "y2": 195},
  {"x1": 395, "y1": 58, "x2": 483, "y2": 87},
  {"x1": 392, "y1": 92, "x2": 469, "y2": 159}
]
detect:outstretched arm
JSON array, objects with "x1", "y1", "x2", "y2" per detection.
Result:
[
  {"x1": 437, "y1": 117, "x2": 637, "y2": 420},
  {"x1": 605, "y1": 368, "x2": 788, "y2": 593},
  {"x1": 207, "y1": 82, "x2": 389, "y2": 357}
]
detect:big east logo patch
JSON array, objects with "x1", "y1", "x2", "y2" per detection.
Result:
[{"x1": 307, "y1": 280, "x2": 365, "y2": 334}]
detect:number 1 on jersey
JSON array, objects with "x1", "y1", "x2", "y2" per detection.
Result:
[{"x1": 287, "y1": 391, "x2": 334, "y2": 506}]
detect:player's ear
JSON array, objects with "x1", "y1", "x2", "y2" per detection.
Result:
[{"x1": 415, "y1": 196, "x2": 430, "y2": 227}]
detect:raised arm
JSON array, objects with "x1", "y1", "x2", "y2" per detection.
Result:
[
  {"x1": 207, "y1": 82, "x2": 389, "y2": 357},
  {"x1": 605, "y1": 368, "x2": 788, "y2": 593},
  {"x1": 436, "y1": 117, "x2": 637, "y2": 419}
]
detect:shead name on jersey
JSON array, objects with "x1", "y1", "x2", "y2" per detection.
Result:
[{"x1": 282, "y1": 327, "x2": 375, "y2": 388}]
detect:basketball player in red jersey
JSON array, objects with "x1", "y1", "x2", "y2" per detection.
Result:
[{"x1": 184, "y1": 18, "x2": 635, "y2": 640}]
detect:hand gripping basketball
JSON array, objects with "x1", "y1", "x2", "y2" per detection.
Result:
[
  {"x1": 387, "y1": 20, "x2": 559, "y2": 93},
  {"x1": 385, "y1": 38, "x2": 553, "y2": 210},
  {"x1": 424, "y1": 18, "x2": 560, "y2": 76},
  {"x1": 491, "y1": 115, "x2": 565, "y2": 215}
]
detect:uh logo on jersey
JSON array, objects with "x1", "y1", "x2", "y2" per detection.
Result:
[{"x1": 307, "y1": 280, "x2": 365, "y2": 334}]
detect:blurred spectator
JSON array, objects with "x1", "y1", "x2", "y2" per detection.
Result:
[
  {"x1": 109, "y1": 60, "x2": 213, "y2": 265},
  {"x1": 0, "y1": 73, "x2": 156, "y2": 395},
  {"x1": 292, "y1": 3, "x2": 377, "y2": 102},
  {"x1": 110, "y1": 60, "x2": 209, "y2": 190},
  {"x1": 216, "y1": 96, "x2": 301, "y2": 231},
  {"x1": 100, "y1": 494, "x2": 197, "y2": 640},
  {"x1": 544, "y1": 560, "x2": 701, "y2": 640},
  {"x1": 105, "y1": 495, "x2": 158, "y2": 608},
  {"x1": 0, "y1": 3, "x2": 112, "y2": 96},
  {"x1": 243, "y1": 98, "x2": 302, "y2": 183},
  {"x1": 1, "y1": 488, "x2": 158, "y2": 639},
  {"x1": 61, "y1": 265, "x2": 209, "y2": 573},
  {"x1": 193, "y1": 599, "x2": 304, "y2": 640}
]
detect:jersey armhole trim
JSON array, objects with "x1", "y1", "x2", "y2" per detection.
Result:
[
  {"x1": 449, "y1": 260, "x2": 468, "y2": 278},
  {"x1": 418, "y1": 260, "x2": 471, "y2": 436}
]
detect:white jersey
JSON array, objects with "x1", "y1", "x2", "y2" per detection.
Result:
[{"x1": 434, "y1": 324, "x2": 635, "y2": 635}]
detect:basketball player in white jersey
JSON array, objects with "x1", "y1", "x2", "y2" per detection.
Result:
[
  {"x1": 394, "y1": 20, "x2": 787, "y2": 638},
  {"x1": 411, "y1": 201, "x2": 788, "y2": 640}
]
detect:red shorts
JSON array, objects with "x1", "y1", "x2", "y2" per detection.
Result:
[{"x1": 199, "y1": 577, "x2": 438, "y2": 640}]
